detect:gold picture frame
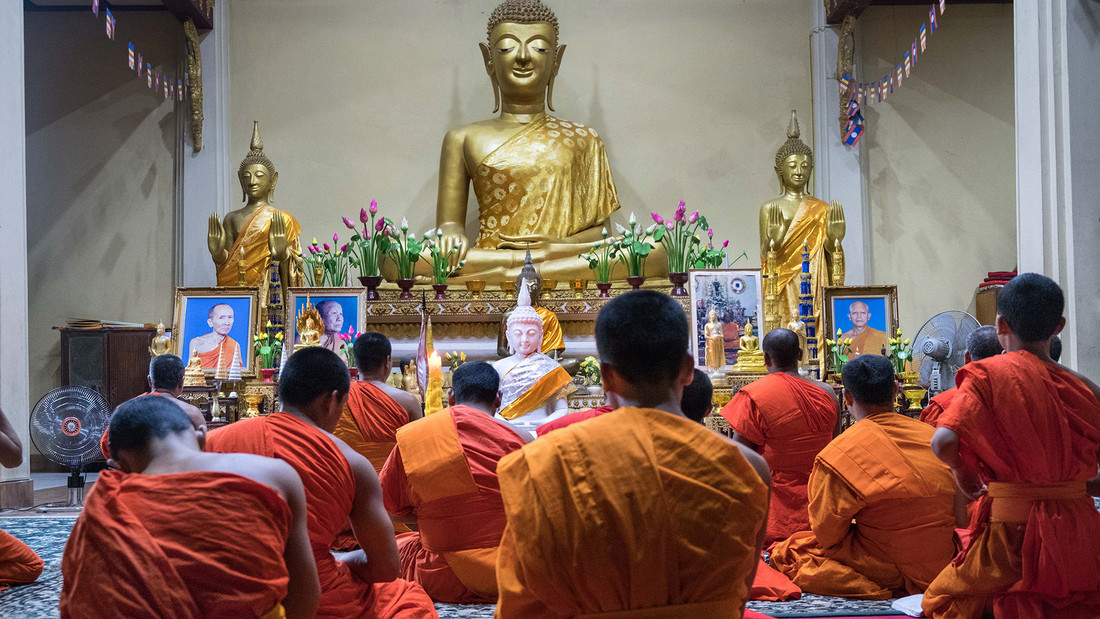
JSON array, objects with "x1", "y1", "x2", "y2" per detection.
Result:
[
  {"x1": 172, "y1": 287, "x2": 260, "y2": 379},
  {"x1": 822, "y1": 285, "x2": 900, "y2": 372},
  {"x1": 283, "y1": 288, "x2": 368, "y2": 359},
  {"x1": 687, "y1": 269, "x2": 764, "y2": 369}
]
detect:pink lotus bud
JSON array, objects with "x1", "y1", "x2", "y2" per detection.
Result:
[
  {"x1": 369, "y1": 199, "x2": 378, "y2": 215},
  {"x1": 651, "y1": 212, "x2": 663, "y2": 225},
  {"x1": 342, "y1": 216, "x2": 355, "y2": 229},
  {"x1": 689, "y1": 211, "x2": 699, "y2": 224},
  {"x1": 665, "y1": 220, "x2": 674, "y2": 231},
  {"x1": 323, "y1": 243, "x2": 330, "y2": 251},
  {"x1": 340, "y1": 244, "x2": 348, "y2": 252},
  {"x1": 307, "y1": 245, "x2": 316, "y2": 254},
  {"x1": 722, "y1": 240, "x2": 729, "y2": 248},
  {"x1": 359, "y1": 208, "x2": 369, "y2": 224},
  {"x1": 375, "y1": 218, "x2": 385, "y2": 232},
  {"x1": 707, "y1": 228, "x2": 714, "y2": 238},
  {"x1": 332, "y1": 233, "x2": 339, "y2": 244},
  {"x1": 675, "y1": 200, "x2": 686, "y2": 220},
  {"x1": 364, "y1": 229, "x2": 371, "y2": 240}
]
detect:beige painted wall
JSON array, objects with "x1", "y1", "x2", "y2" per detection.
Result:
[
  {"x1": 25, "y1": 11, "x2": 179, "y2": 426},
  {"x1": 226, "y1": 0, "x2": 815, "y2": 270},
  {"x1": 858, "y1": 5, "x2": 1015, "y2": 337}
]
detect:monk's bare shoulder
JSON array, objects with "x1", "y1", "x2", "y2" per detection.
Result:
[
  {"x1": 716, "y1": 433, "x2": 771, "y2": 486},
  {"x1": 326, "y1": 431, "x2": 379, "y2": 476},
  {"x1": 807, "y1": 378, "x2": 840, "y2": 406},
  {"x1": 376, "y1": 382, "x2": 422, "y2": 419},
  {"x1": 1059, "y1": 364, "x2": 1100, "y2": 404},
  {"x1": 191, "y1": 451, "x2": 302, "y2": 502}
]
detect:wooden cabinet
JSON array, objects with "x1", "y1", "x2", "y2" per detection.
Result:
[{"x1": 58, "y1": 327, "x2": 156, "y2": 409}]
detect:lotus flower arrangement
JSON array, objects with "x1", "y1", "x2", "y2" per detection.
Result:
[
  {"x1": 343, "y1": 200, "x2": 391, "y2": 279},
  {"x1": 579, "y1": 228, "x2": 618, "y2": 283}
]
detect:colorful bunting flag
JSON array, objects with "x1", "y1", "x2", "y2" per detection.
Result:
[
  {"x1": 839, "y1": 72, "x2": 852, "y2": 97},
  {"x1": 846, "y1": 99, "x2": 859, "y2": 118},
  {"x1": 912, "y1": 40, "x2": 918, "y2": 66},
  {"x1": 882, "y1": 76, "x2": 890, "y2": 100},
  {"x1": 930, "y1": 7, "x2": 937, "y2": 33},
  {"x1": 939, "y1": 0, "x2": 946, "y2": 14},
  {"x1": 896, "y1": 64, "x2": 902, "y2": 87},
  {"x1": 178, "y1": 79, "x2": 183, "y2": 101},
  {"x1": 92, "y1": 0, "x2": 98, "y2": 17},
  {"x1": 137, "y1": 53, "x2": 143, "y2": 76},
  {"x1": 128, "y1": 43, "x2": 135, "y2": 70},
  {"x1": 920, "y1": 24, "x2": 928, "y2": 51},
  {"x1": 147, "y1": 64, "x2": 152, "y2": 88},
  {"x1": 105, "y1": 8, "x2": 114, "y2": 40},
  {"x1": 889, "y1": 74, "x2": 895, "y2": 94},
  {"x1": 904, "y1": 52, "x2": 911, "y2": 77},
  {"x1": 154, "y1": 67, "x2": 160, "y2": 87},
  {"x1": 844, "y1": 119, "x2": 863, "y2": 146}
]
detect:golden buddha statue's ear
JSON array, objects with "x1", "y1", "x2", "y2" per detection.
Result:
[
  {"x1": 270, "y1": 170, "x2": 278, "y2": 203},
  {"x1": 547, "y1": 44, "x2": 566, "y2": 112},
  {"x1": 479, "y1": 42, "x2": 500, "y2": 113}
]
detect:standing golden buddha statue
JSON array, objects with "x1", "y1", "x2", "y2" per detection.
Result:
[
  {"x1": 427, "y1": 0, "x2": 624, "y2": 283},
  {"x1": 760, "y1": 111, "x2": 845, "y2": 332},
  {"x1": 207, "y1": 121, "x2": 303, "y2": 319}
]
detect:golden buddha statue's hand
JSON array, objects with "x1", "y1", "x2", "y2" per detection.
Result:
[
  {"x1": 765, "y1": 205, "x2": 785, "y2": 246},
  {"x1": 268, "y1": 213, "x2": 290, "y2": 262},
  {"x1": 438, "y1": 223, "x2": 469, "y2": 270},
  {"x1": 826, "y1": 200, "x2": 846, "y2": 245},
  {"x1": 497, "y1": 233, "x2": 554, "y2": 250},
  {"x1": 208, "y1": 214, "x2": 229, "y2": 264}
]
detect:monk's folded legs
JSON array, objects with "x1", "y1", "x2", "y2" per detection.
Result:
[{"x1": 0, "y1": 530, "x2": 43, "y2": 589}]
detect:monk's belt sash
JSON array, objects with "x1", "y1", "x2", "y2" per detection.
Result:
[
  {"x1": 575, "y1": 598, "x2": 740, "y2": 618},
  {"x1": 417, "y1": 510, "x2": 503, "y2": 553},
  {"x1": 987, "y1": 481, "x2": 1088, "y2": 523}
]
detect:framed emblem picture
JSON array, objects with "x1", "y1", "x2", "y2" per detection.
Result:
[
  {"x1": 823, "y1": 285, "x2": 900, "y2": 366},
  {"x1": 172, "y1": 287, "x2": 260, "y2": 379},
  {"x1": 284, "y1": 288, "x2": 366, "y2": 361},
  {"x1": 688, "y1": 269, "x2": 763, "y2": 369}
]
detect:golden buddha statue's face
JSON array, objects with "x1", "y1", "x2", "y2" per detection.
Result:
[
  {"x1": 239, "y1": 163, "x2": 277, "y2": 202},
  {"x1": 489, "y1": 22, "x2": 557, "y2": 101},
  {"x1": 778, "y1": 154, "x2": 811, "y2": 192},
  {"x1": 709, "y1": 310, "x2": 718, "y2": 323}
]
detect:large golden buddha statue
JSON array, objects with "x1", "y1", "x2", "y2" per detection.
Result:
[
  {"x1": 207, "y1": 122, "x2": 303, "y2": 312},
  {"x1": 760, "y1": 111, "x2": 845, "y2": 330},
  {"x1": 431, "y1": 0, "x2": 622, "y2": 283}
]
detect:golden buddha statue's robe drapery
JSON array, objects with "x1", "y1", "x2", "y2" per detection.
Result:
[
  {"x1": 216, "y1": 204, "x2": 303, "y2": 311},
  {"x1": 472, "y1": 116, "x2": 619, "y2": 249},
  {"x1": 533, "y1": 307, "x2": 564, "y2": 353},
  {"x1": 766, "y1": 198, "x2": 830, "y2": 328}
]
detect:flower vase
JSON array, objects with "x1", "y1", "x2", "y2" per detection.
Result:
[
  {"x1": 668, "y1": 272, "x2": 688, "y2": 296},
  {"x1": 358, "y1": 275, "x2": 383, "y2": 301},
  {"x1": 261, "y1": 368, "x2": 275, "y2": 383},
  {"x1": 349, "y1": 367, "x2": 359, "y2": 381},
  {"x1": 432, "y1": 283, "x2": 448, "y2": 300},
  {"x1": 396, "y1": 278, "x2": 415, "y2": 300},
  {"x1": 626, "y1": 275, "x2": 646, "y2": 291},
  {"x1": 596, "y1": 282, "x2": 613, "y2": 298}
]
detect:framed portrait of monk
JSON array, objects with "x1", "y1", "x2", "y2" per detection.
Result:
[
  {"x1": 688, "y1": 269, "x2": 763, "y2": 369},
  {"x1": 284, "y1": 288, "x2": 365, "y2": 361},
  {"x1": 172, "y1": 287, "x2": 259, "y2": 379},
  {"x1": 823, "y1": 285, "x2": 900, "y2": 361}
]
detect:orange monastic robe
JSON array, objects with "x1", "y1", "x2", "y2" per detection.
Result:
[
  {"x1": 534, "y1": 306, "x2": 565, "y2": 353},
  {"x1": 206, "y1": 413, "x2": 437, "y2": 619},
  {"x1": 379, "y1": 405, "x2": 526, "y2": 603},
  {"x1": 61, "y1": 471, "x2": 290, "y2": 618},
  {"x1": 0, "y1": 530, "x2": 42, "y2": 592},
  {"x1": 843, "y1": 327, "x2": 889, "y2": 357},
  {"x1": 922, "y1": 352, "x2": 1100, "y2": 619},
  {"x1": 920, "y1": 387, "x2": 957, "y2": 427},
  {"x1": 333, "y1": 381, "x2": 413, "y2": 546},
  {"x1": 770, "y1": 413, "x2": 958, "y2": 599},
  {"x1": 495, "y1": 407, "x2": 768, "y2": 617},
  {"x1": 721, "y1": 372, "x2": 837, "y2": 545}
]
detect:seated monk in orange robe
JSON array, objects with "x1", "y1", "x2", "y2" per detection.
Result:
[
  {"x1": 770, "y1": 354, "x2": 964, "y2": 599},
  {"x1": 100, "y1": 354, "x2": 208, "y2": 463},
  {"x1": 61, "y1": 396, "x2": 319, "y2": 618},
  {"x1": 722, "y1": 328, "x2": 838, "y2": 546},
  {"x1": 0, "y1": 406, "x2": 42, "y2": 591},
  {"x1": 495, "y1": 291, "x2": 771, "y2": 617},
  {"x1": 205, "y1": 347, "x2": 437, "y2": 619},
  {"x1": 920, "y1": 325, "x2": 1002, "y2": 427},
  {"x1": 379, "y1": 361, "x2": 529, "y2": 603},
  {"x1": 923, "y1": 274, "x2": 1100, "y2": 619},
  {"x1": 332, "y1": 333, "x2": 423, "y2": 547}
]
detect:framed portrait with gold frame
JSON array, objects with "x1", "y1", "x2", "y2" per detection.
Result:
[
  {"x1": 283, "y1": 288, "x2": 367, "y2": 360},
  {"x1": 823, "y1": 285, "x2": 900, "y2": 368},
  {"x1": 172, "y1": 287, "x2": 260, "y2": 379},
  {"x1": 687, "y1": 269, "x2": 764, "y2": 368}
]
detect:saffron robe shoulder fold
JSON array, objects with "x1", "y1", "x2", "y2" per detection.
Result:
[
  {"x1": 333, "y1": 381, "x2": 413, "y2": 545},
  {"x1": 720, "y1": 372, "x2": 837, "y2": 545},
  {"x1": 495, "y1": 407, "x2": 768, "y2": 618},
  {"x1": 379, "y1": 405, "x2": 526, "y2": 603},
  {"x1": 206, "y1": 413, "x2": 437, "y2": 619},
  {"x1": 60, "y1": 471, "x2": 290, "y2": 618},
  {"x1": 770, "y1": 413, "x2": 958, "y2": 599},
  {"x1": 919, "y1": 387, "x2": 957, "y2": 427},
  {"x1": 922, "y1": 352, "x2": 1100, "y2": 619}
]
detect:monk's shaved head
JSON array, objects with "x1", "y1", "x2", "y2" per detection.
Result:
[
  {"x1": 680, "y1": 369, "x2": 713, "y2": 424},
  {"x1": 109, "y1": 396, "x2": 192, "y2": 456},
  {"x1": 997, "y1": 273, "x2": 1064, "y2": 342},
  {"x1": 452, "y1": 361, "x2": 500, "y2": 407},
  {"x1": 965, "y1": 325, "x2": 1002, "y2": 361},
  {"x1": 207, "y1": 303, "x2": 232, "y2": 320},
  {"x1": 149, "y1": 354, "x2": 186, "y2": 391},
  {"x1": 353, "y1": 332, "x2": 391, "y2": 372},
  {"x1": 763, "y1": 328, "x2": 801, "y2": 369},
  {"x1": 849, "y1": 301, "x2": 869, "y2": 313},
  {"x1": 597, "y1": 291, "x2": 689, "y2": 391},
  {"x1": 841, "y1": 354, "x2": 896, "y2": 407},
  {"x1": 280, "y1": 347, "x2": 351, "y2": 408}
]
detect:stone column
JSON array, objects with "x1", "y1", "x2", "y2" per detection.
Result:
[
  {"x1": 809, "y1": 2, "x2": 870, "y2": 285},
  {"x1": 1014, "y1": 0, "x2": 1100, "y2": 376},
  {"x1": 0, "y1": 2, "x2": 33, "y2": 506},
  {"x1": 178, "y1": 0, "x2": 231, "y2": 286}
]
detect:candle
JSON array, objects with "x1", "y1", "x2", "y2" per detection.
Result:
[{"x1": 425, "y1": 352, "x2": 444, "y2": 415}]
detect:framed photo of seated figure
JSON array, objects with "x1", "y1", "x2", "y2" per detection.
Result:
[
  {"x1": 173, "y1": 287, "x2": 260, "y2": 380},
  {"x1": 688, "y1": 269, "x2": 763, "y2": 369},
  {"x1": 284, "y1": 288, "x2": 366, "y2": 363},
  {"x1": 823, "y1": 285, "x2": 900, "y2": 361}
]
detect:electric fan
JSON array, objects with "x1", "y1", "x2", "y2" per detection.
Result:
[
  {"x1": 29, "y1": 386, "x2": 111, "y2": 511},
  {"x1": 912, "y1": 311, "x2": 981, "y2": 397}
]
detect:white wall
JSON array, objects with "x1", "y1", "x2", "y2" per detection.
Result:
[
  {"x1": 25, "y1": 11, "x2": 180, "y2": 417},
  {"x1": 225, "y1": 0, "x2": 816, "y2": 272},
  {"x1": 858, "y1": 5, "x2": 1016, "y2": 337}
]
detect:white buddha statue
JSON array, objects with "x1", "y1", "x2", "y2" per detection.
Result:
[{"x1": 493, "y1": 277, "x2": 574, "y2": 430}]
